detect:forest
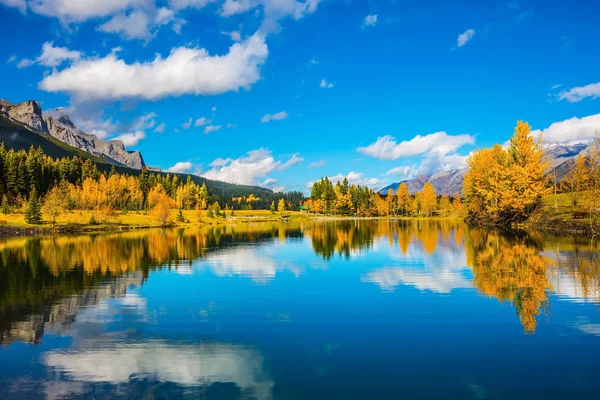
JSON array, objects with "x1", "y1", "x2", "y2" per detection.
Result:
[
  {"x1": 0, "y1": 142, "x2": 303, "y2": 226},
  {"x1": 308, "y1": 121, "x2": 600, "y2": 234}
]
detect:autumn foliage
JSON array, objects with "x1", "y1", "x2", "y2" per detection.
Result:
[{"x1": 463, "y1": 121, "x2": 548, "y2": 224}]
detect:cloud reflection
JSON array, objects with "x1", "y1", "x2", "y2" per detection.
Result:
[{"x1": 43, "y1": 341, "x2": 274, "y2": 400}]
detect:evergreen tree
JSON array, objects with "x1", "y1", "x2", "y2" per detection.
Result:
[
  {"x1": 1, "y1": 195, "x2": 10, "y2": 215},
  {"x1": 176, "y1": 209, "x2": 185, "y2": 222},
  {"x1": 25, "y1": 187, "x2": 42, "y2": 224}
]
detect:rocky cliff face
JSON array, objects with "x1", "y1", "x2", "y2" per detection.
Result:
[
  {"x1": 0, "y1": 99, "x2": 146, "y2": 169},
  {"x1": 44, "y1": 109, "x2": 145, "y2": 169}
]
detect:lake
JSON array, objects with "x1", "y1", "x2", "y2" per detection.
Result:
[{"x1": 1, "y1": 220, "x2": 599, "y2": 399}]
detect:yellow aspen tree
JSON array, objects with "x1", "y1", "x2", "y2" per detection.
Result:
[
  {"x1": 502, "y1": 121, "x2": 549, "y2": 221},
  {"x1": 277, "y1": 198, "x2": 286, "y2": 213},
  {"x1": 421, "y1": 183, "x2": 437, "y2": 217},
  {"x1": 396, "y1": 182, "x2": 411, "y2": 216},
  {"x1": 563, "y1": 154, "x2": 590, "y2": 207}
]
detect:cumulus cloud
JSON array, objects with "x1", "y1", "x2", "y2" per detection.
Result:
[
  {"x1": 204, "y1": 125, "x2": 222, "y2": 134},
  {"x1": 0, "y1": 0, "x2": 26, "y2": 13},
  {"x1": 168, "y1": 161, "x2": 193, "y2": 173},
  {"x1": 363, "y1": 14, "x2": 378, "y2": 27},
  {"x1": 319, "y1": 79, "x2": 334, "y2": 88},
  {"x1": 385, "y1": 165, "x2": 418, "y2": 179},
  {"x1": 456, "y1": 28, "x2": 475, "y2": 47},
  {"x1": 260, "y1": 111, "x2": 288, "y2": 123},
  {"x1": 558, "y1": 81, "x2": 600, "y2": 103},
  {"x1": 168, "y1": 0, "x2": 214, "y2": 10},
  {"x1": 322, "y1": 171, "x2": 383, "y2": 189},
  {"x1": 28, "y1": 0, "x2": 150, "y2": 22},
  {"x1": 357, "y1": 132, "x2": 475, "y2": 160},
  {"x1": 15, "y1": 41, "x2": 81, "y2": 69},
  {"x1": 98, "y1": 9, "x2": 156, "y2": 40},
  {"x1": 40, "y1": 33, "x2": 269, "y2": 102},
  {"x1": 308, "y1": 159, "x2": 326, "y2": 168},
  {"x1": 202, "y1": 149, "x2": 301, "y2": 185},
  {"x1": 222, "y1": 30, "x2": 242, "y2": 41},
  {"x1": 38, "y1": 41, "x2": 82, "y2": 67},
  {"x1": 220, "y1": 0, "x2": 322, "y2": 20},
  {"x1": 113, "y1": 130, "x2": 146, "y2": 147},
  {"x1": 533, "y1": 113, "x2": 600, "y2": 145},
  {"x1": 194, "y1": 116, "x2": 212, "y2": 127}
]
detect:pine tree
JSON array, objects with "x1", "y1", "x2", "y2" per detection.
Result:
[
  {"x1": 25, "y1": 187, "x2": 42, "y2": 224},
  {"x1": 176, "y1": 209, "x2": 185, "y2": 222},
  {"x1": 1, "y1": 195, "x2": 10, "y2": 215},
  {"x1": 270, "y1": 201, "x2": 276, "y2": 214}
]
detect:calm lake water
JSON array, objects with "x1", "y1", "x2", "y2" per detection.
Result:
[{"x1": 1, "y1": 220, "x2": 599, "y2": 399}]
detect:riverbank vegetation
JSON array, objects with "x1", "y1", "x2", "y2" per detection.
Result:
[{"x1": 0, "y1": 143, "x2": 303, "y2": 230}]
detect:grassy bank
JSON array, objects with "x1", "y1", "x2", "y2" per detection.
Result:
[
  {"x1": 524, "y1": 191, "x2": 598, "y2": 237},
  {"x1": 0, "y1": 209, "x2": 313, "y2": 237}
]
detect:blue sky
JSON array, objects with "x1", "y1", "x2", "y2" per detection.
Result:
[{"x1": 1, "y1": 0, "x2": 599, "y2": 193}]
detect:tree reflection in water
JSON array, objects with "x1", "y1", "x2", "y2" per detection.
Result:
[{"x1": 1, "y1": 221, "x2": 599, "y2": 342}]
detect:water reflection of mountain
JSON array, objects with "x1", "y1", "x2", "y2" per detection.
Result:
[
  {"x1": 1, "y1": 221, "x2": 599, "y2": 341},
  {"x1": 0, "y1": 224, "x2": 303, "y2": 345}
]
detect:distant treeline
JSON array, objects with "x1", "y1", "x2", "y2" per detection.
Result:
[
  {"x1": 0, "y1": 143, "x2": 304, "y2": 214},
  {"x1": 306, "y1": 176, "x2": 463, "y2": 217}
]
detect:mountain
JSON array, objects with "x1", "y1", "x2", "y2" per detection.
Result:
[
  {"x1": 379, "y1": 143, "x2": 592, "y2": 196},
  {"x1": 0, "y1": 97, "x2": 294, "y2": 202},
  {"x1": 0, "y1": 99, "x2": 145, "y2": 169},
  {"x1": 379, "y1": 168, "x2": 467, "y2": 196}
]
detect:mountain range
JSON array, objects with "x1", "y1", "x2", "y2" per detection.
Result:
[
  {"x1": 0, "y1": 97, "x2": 283, "y2": 199},
  {"x1": 0, "y1": 99, "x2": 145, "y2": 169},
  {"x1": 378, "y1": 142, "x2": 594, "y2": 196}
]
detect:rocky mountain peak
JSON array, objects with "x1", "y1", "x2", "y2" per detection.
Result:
[
  {"x1": 1, "y1": 98, "x2": 146, "y2": 170},
  {"x1": 3, "y1": 100, "x2": 46, "y2": 131}
]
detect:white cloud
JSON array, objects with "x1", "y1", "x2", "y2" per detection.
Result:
[
  {"x1": 17, "y1": 58, "x2": 35, "y2": 68},
  {"x1": 6, "y1": 55, "x2": 17, "y2": 63},
  {"x1": 167, "y1": 161, "x2": 193, "y2": 173},
  {"x1": 204, "y1": 125, "x2": 222, "y2": 134},
  {"x1": 40, "y1": 33, "x2": 269, "y2": 102},
  {"x1": 319, "y1": 79, "x2": 334, "y2": 88},
  {"x1": 194, "y1": 116, "x2": 212, "y2": 127},
  {"x1": 226, "y1": 122, "x2": 237, "y2": 128},
  {"x1": 168, "y1": 0, "x2": 214, "y2": 10},
  {"x1": 278, "y1": 153, "x2": 304, "y2": 169},
  {"x1": 113, "y1": 130, "x2": 146, "y2": 147},
  {"x1": 182, "y1": 117, "x2": 192, "y2": 129},
  {"x1": 28, "y1": 0, "x2": 150, "y2": 22},
  {"x1": 16, "y1": 41, "x2": 81, "y2": 69},
  {"x1": 38, "y1": 41, "x2": 82, "y2": 67},
  {"x1": 308, "y1": 159, "x2": 326, "y2": 168},
  {"x1": 220, "y1": 0, "x2": 322, "y2": 20},
  {"x1": 357, "y1": 132, "x2": 475, "y2": 160},
  {"x1": 385, "y1": 165, "x2": 418, "y2": 179},
  {"x1": 202, "y1": 149, "x2": 300, "y2": 185},
  {"x1": 260, "y1": 111, "x2": 288, "y2": 123},
  {"x1": 98, "y1": 9, "x2": 155, "y2": 40},
  {"x1": 0, "y1": 0, "x2": 26, "y2": 13},
  {"x1": 533, "y1": 113, "x2": 600, "y2": 145},
  {"x1": 558, "y1": 81, "x2": 600, "y2": 103},
  {"x1": 260, "y1": 178, "x2": 285, "y2": 192},
  {"x1": 327, "y1": 171, "x2": 383, "y2": 189},
  {"x1": 456, "y1": 28, "x2": 475, "y2": 47},
  {"x1": 363, "y1": 14, "x2": 378, "y2": 27},
  {"x1": 223, "y1": 30, "x2": 242, "y2": 41},
  {"x1": 154, "y1": 122, "x2": 166, "y2": 133},
  {"x1": 309, "y1": 58, "x2": 319, "y2": 64}
]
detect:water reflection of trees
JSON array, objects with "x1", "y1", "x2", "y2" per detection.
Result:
[
  {"x1": 2, "y1": 221, "x2": 600, "y2": 341},
  {"x1": 0, "y1": 224, "x2": 302, "y2": 344},
  {"x1": 464, "y1": 229, "x2": 554, "y2": 333}
]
